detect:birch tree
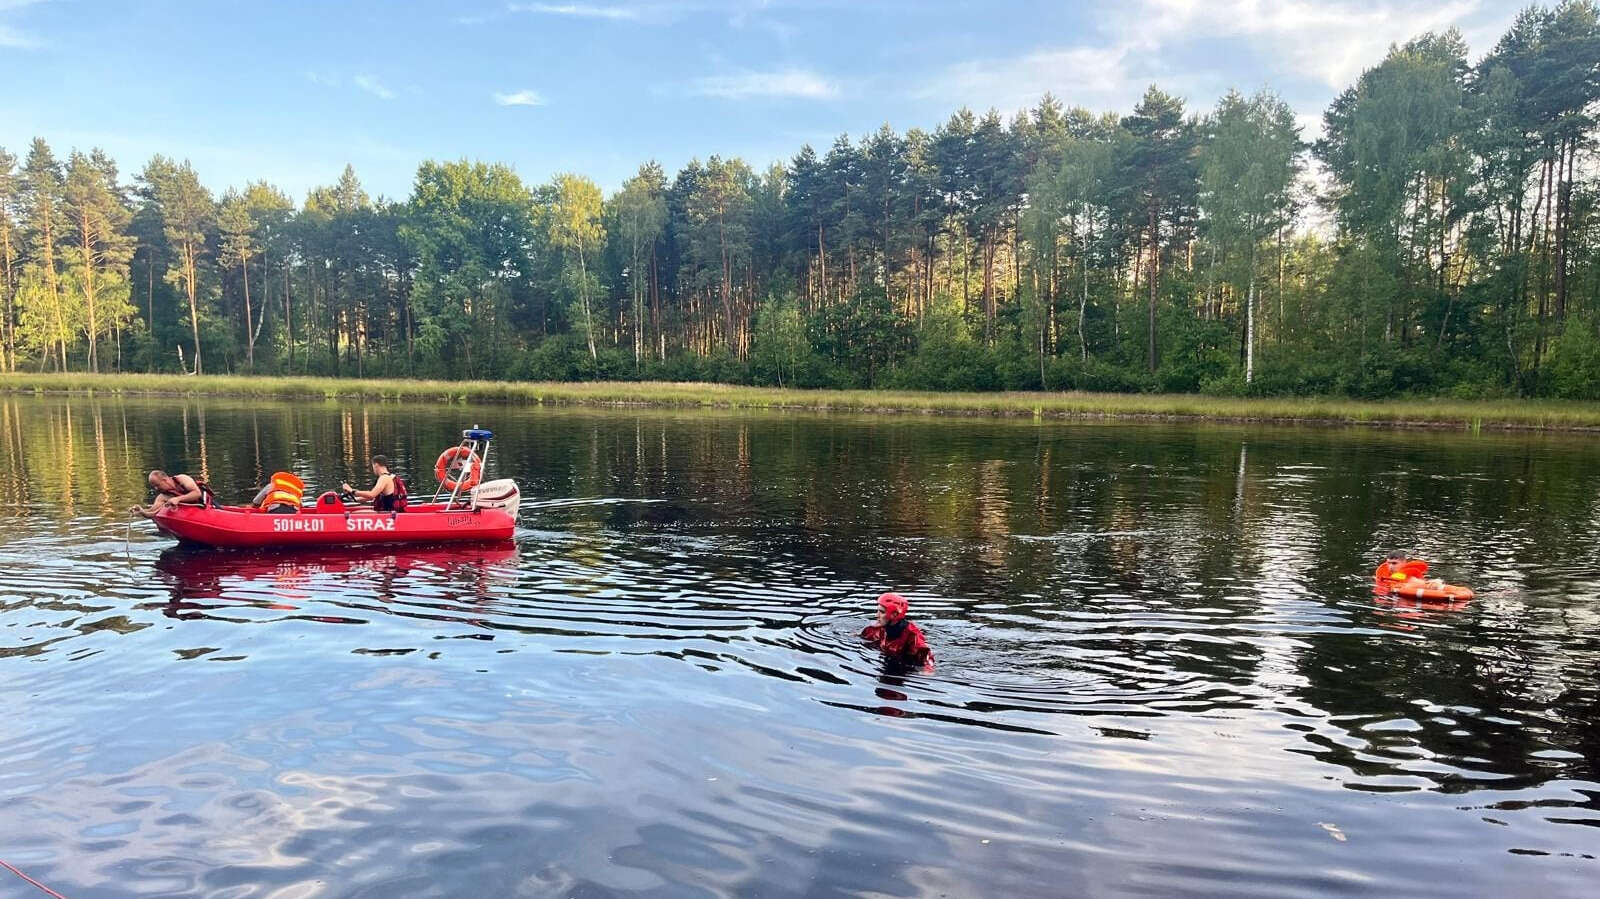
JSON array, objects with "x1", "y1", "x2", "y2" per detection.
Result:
[{"x1": 1200, "y1": 90, "x2": 1301, "y2": 383}]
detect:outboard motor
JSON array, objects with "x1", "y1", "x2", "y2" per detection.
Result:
[{"x1": 471, "y1": 478, "x2": 521, "y2": 521}]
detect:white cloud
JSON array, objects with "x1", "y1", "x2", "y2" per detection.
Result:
[
  {"x1": 1293, "y1": 112, "x2": 1325, "y2": 143},
  {"x1": 353, "y1": 74, "x2": 395, "y2": 101},
  {"x1": 689, "y1": 68, "x2": 838, "y2": 100},
  {"x1": 508, "y1": 2, "x2": 639, "y2": 20},
  {"x1": 0, "y1": 24, "x2": 36, "y2": 46},
  {"x1": 0, "y1": 0, "x2": 46, "y2": 47},
  {"x1": 923, "y1": 0, "x2": 1518, "y2": 119},
  {"x1": 306, "y1": 71, "x2": 401, "y2": 102},
  {"x1": 494, "y1": 89, "x2": 546, "y2": 107},
  {"x1": 917, "y1": 46, "x2": 1133, "y2": 112},
  {"x1": 1120, "y1": 0, "x2": 1485, "y2": 90}
]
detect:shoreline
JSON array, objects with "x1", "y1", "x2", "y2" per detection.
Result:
[{"x1": 5, "y1": 372, "x2": 1600, "y2": 432}]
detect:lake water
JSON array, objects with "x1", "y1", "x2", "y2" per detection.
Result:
[{"x1": 0, "y1": 395, "x2": 1597, "y2": 897}]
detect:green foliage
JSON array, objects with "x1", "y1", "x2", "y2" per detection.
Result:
[
  {"x1": 810, "y1": 283, "x2": 905, "y2": 387},
  {"x1": 890, "y1": 312, "x2": 1000, "y2": 391},
  {"x1": 404, "y1": 159, "x2": 535, "y2": 377},
  {"x1": 0, "y1": 3, "x2": 1597, "y2": 405},
  {"x1": 749, "y1": 294, "x2": 811, "y2": 387},
  {"x1": 1542, "y1": 322, "x2": 1600, "y2": 399}
]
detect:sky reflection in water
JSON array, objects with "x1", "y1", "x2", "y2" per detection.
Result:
[{"x1": 0, "y1": 396, "x2": 1597, "y2": 897}]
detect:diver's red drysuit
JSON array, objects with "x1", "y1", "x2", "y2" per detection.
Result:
[{"x1": 862, "y1": 592, "x2": 933, "y2": 668}]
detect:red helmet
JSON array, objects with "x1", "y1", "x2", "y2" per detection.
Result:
[{"x1": 878, "y1": 592, "x2": 909, "y2": 622}]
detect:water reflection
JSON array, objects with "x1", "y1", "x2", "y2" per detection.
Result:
[
  {"x1": 1, "y1": 395, "x2": 1598, "y2": 897},
  {"x1": 154, "y1": 544, "x2": 519, "y2": 623}
]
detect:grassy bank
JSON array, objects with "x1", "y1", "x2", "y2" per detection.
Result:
[{"x1": 5, "y1": 372, "x2": 1600, "y2": 431}]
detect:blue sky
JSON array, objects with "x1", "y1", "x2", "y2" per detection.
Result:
[{"x1": 0, "y1": 0, "x2": 1527, "y2": 200}]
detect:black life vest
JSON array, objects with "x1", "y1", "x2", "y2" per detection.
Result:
[
  {"x1": 375, "y1": 475, "x2": 408, "y2": 513},
  {"x1": 163, "y1": 474, "x2": 215, "y2": 508}
]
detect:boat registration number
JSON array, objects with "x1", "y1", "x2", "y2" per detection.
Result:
[{"x1": 272, "y1": 518, "x2": 327, "y2": 533}]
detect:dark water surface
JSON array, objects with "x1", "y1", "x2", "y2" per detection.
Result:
[{"x1": 1, "y1": 396, "x2": 1597, "y2": 897}]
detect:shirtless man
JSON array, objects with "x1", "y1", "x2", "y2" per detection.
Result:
[{"x1": 132, "y1": 470, "x2": 212, "y2": 518}]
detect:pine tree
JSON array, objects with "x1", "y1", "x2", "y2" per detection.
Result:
[
  {"x1": 141, "y1": 157, "x2": 215, "y2": 374},
  {"x1": 611, "y1": 163, "x2": 667, "y2": 367},
  {"x1": 63, "y1": 150, "x2": 134, "y2": 372},
  {"x1": 0, "y1": 147, "x2": 18, "y2": 372},
  {"x1": 219, "y1": 189, "x2": 259, "y2": 370},
  {"x1": 1122, "y1": 88, "x2": 1198, "y2": 372},
  {"x1": 1200, "y1": 90, "x2": 1301, "y2": 383},
  {"x1": 21, "y1": 139, "x2": 69, "y2": 370}
]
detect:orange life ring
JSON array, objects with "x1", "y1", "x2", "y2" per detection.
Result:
[
  {"x1": 435, "y1": 446, "x2": 483, "y2": 492},
  {"x1": 1391, "y1": 582, "x2": 1474, "y2": 602}
]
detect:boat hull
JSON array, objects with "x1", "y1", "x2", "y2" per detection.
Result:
[{"x1": 151, "y1": 503, "x2": 516, "y2": 549}]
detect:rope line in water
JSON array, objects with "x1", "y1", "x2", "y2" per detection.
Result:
[{"x1": 0, "y1": 859, "x2": 69, "y2": 899}]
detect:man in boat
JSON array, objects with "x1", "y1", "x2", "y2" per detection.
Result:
[
  {"x1": 132, "y1": 470, "x2": 214, "y2": 518},
  {"x1": 342, "y1": 455, "x2": 409, "y2": 512}
]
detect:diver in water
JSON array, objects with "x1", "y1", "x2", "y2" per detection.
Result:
[
  {"x1": 861, "y1": 592, "x2": 933, "y2": 670},
  {"x1": 1375, "y1": 551, "x2": 1443, "y2": 590}
]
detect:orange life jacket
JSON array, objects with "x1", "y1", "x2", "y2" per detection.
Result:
[
  {"x1": 1375, "y1": 559, "x2": 1430, "y2": 582},
  {"x1": 259, "y1": 471, "x2": 305, "y2": 511}
]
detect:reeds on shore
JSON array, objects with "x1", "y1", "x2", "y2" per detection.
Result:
[{"x1": 4, "y1": 372, "x2": 1599, "y2": 431}]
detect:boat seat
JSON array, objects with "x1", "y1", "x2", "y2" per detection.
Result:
[{"x1": 313, "y1": 491, "x2": 347, "y2": 513}]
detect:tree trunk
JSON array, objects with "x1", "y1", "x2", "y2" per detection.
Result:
[
  {"x1": 251, "y1": 250, "x2": 268, "y2": 361},
  {"x1": 1277, "y1": 226, "x2": 1286, "y2": 344},
  {"x1": 142, "y1": 253, "x2": 153, "y2": 372},
  {"x1": 284, "y1": 264, "x2": 294, "y2": 373},
  {"x1": 327, "y1": 270, "x2": 339, "y2": 376},
  {"x1": 1245, "y1": 244, "x2": 1256, "y2": 385},
  {"x1": 1079, "y1": 218, "x2": 1090, "y2": 363},
  {"x1": 817, "y1": 222, "x2": 826, "y2": 306},
  {"x1": 42, "y1": 210, "x2": 67, "y2": 371},
  {"x1": 1146, "y1": 206, "x2": 1159, "y2": 373},
  {"x1": 184, "y1": 241, "x2": 202, "y2": 375},
  {"x1": 982, "y1": 234, "x2": 996, "y2": 344},
  {"x1": 1534, "y1": 151, "x2": 1556, "y2": 366},
  {"x1": 719, "y1": 217, "x2": 735, "y2": 357},
  {"x1": 632, "y1": 231, "x2": 644, "y2": 369},
  {"x1": 355, "y1": 299, "x2": 364, "y2": 378},
  {"x1": 578, "y1": 245, "x2": 598, "y2": 362},
  {"x1": 242, "y1": 254, "x2": 254, "y2": 370},
  {"x1": 80, "y1": 211, "x2": 99, "y2": 373},
  {"x1": 1554, "y1": 138, "x2": 1573, "y2": 321},
  {"x1": 651, "y1": 248, "x2": 664, "y2": 361},
  {"x1": 405, "y1": 281, "x2": 415, "y2": 375},
  {"x1": 0, "y1": 221, "x2": 12, "y2": 373}
]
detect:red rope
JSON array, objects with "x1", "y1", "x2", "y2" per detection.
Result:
[{"x1": 0, "y1": 859, "x2": 68, "y2": 899}]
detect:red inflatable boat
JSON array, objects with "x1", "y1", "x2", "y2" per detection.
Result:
[
  {"x1": 149, "y1": 427, "x2": 521, "y2": 550},
  {"x1": 150, "y1": 498, "x2": 516, "y2": 549}
]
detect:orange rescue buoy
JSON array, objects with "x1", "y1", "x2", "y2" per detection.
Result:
[
  {"x1": 435, "y1": 446, "x2": 483, "y2": 492},
  {"x1": 1390, "y1": 582, "x2": 1475, "y2": 602}
]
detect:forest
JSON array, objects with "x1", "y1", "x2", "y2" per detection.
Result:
[{"x1": 0, "y1": 3, "x2": 1597, "y2": 399}]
